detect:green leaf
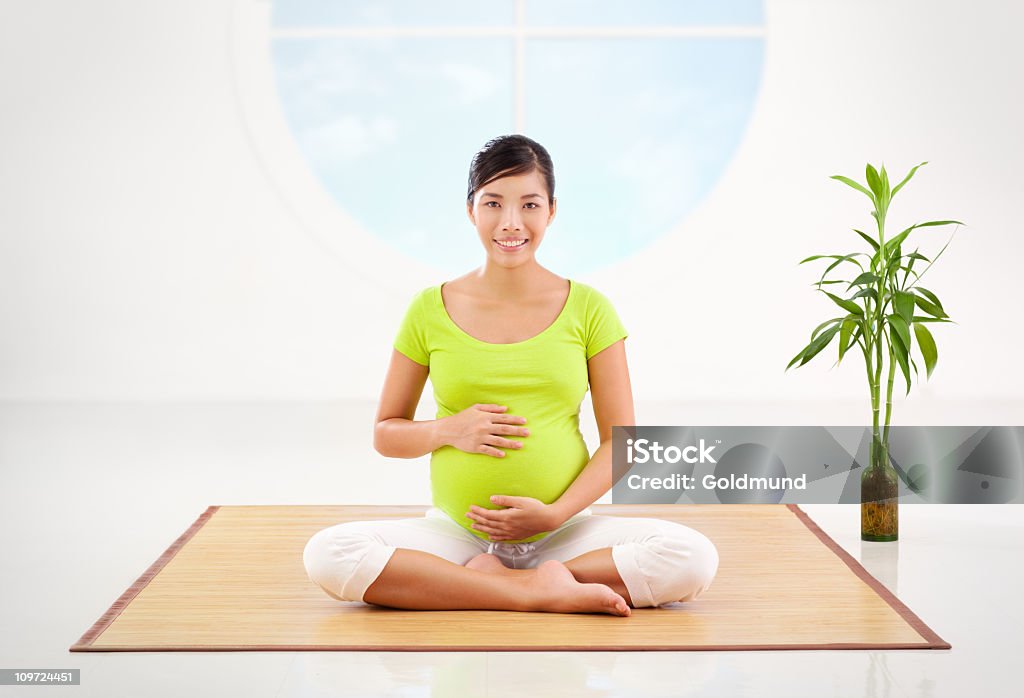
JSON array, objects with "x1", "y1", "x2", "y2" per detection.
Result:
[
  {"x1": 890, "y1": 161, "x2": 928, "y2": 199},
  {"x1": 887, "y1": 314, "x2": 912, "y2": 354},
  {"x1": 865, "y1": 164, "x2": 883, "y2": 198},
  {"x1": 800, "y1": 254, "x2": 867, "y2": 279},
  {"x1": 851, "y1": 287, "x2": 878, "y2": 303},
  {"x1": 831, "y1": 175, "x2": 873, "y2": 200},
  {"x1": 883, "y1": 226, "x2": 915, "y2": 256},
  {"x1": 883, "y1": 220, "x2": 963, "y2": 261},
  {"x1": 786, "y1": 323, "x2": 843, "y2": 371},
  {"x1": 903, "y1": 247, "x2": 923, "y2": 283},
  {"x1": 915, "y1": 295, "x2": 948, "y2": 318},
  {"x1": 811, "y1": 317, "x2": 844, "y2": 341},
  {"x1": 913, "y1": 322, "x2": 938, "y2": 379},
  {"x1": 786, "y1": 345, "x2": 808, "y2": 371},
  {"x1": 799, "y1": 254, "x2": 833, "y2": 264},
  {"x1": 897, "y1": 265, "x2": 920, "y2": 281},
  {"x1": 914, "y1": 286, "x2": 945, "y2": 312},
  {"x1": 903, "y1": 231, "x2": 959, "y2": 299},
  {"x1": 800, "y1": 324, "x2": 843, "y2": 367},
  {"x1": 893, "y1": 291, "x2": 916, "y2": 325},
  {"x1": 838, "y1": 317, "x2": 857, "y2": 362},
  {"x1": 821, "y1": 253, "x2": 867, "y2": 280},
  {"x1": 885, "y1": 248, "x2": 903, "y2": 281},
  {"x1": 847, "y1": 272, "x2": 879, "y2": 290},
  {"x1": 908, "y1": 252, "x2": 930, "y2": 263},
  {"x1": 907, "y1": 230, "x2": 957, "y2": 285},
  {"x1": 853, "y1": 229, "x2": 879, "y2": 251},
  {"x1": 889, "y1": 327, "x2": 913, "y2": 396},
  {"x1": 905, "y1": 252, "x2": 917, "y2": 272},
  {"x1": 913, "y1": 219, "x2": 964, "y2": 229},
  {"x1": 912, "y1": 316, "x2": 953, "y2": 323},
  {"x1": 849, "y1": 326, "x2": 864, "y2": 353},
  {"x1": 823, "y1": 291, "x2": 864, "y2": 316}
]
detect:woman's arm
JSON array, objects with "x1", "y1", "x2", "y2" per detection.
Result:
[
  {"x1": 373, "y1": 349, "x2": 446, "y2": 458},
  {"x1": 375, "y1": 348, "x2": 532, "y2": 461},
  {"x1": 548, "y1": 338, "x2": 635, "y2": 525}
]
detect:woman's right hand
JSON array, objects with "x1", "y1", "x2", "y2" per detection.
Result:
[{"x1": 441, "y1": 404, "x2": 530, "y2": 457}]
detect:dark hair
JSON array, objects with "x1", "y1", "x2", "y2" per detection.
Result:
[{"x1": 466, "y1": 134, "x2": 555, "y2": 206}]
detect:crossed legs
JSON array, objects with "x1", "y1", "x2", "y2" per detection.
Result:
[
  {"x1": 362, "y1": 547, "x2": 632, "y2": 616},
  {"x1": 303, "y1": 510, "x2": 718, "y2": 616},
  {"x1": 462, "y1": 547, "x2": 632, "y2": 603}
]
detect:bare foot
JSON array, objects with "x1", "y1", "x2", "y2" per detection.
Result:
[
  {"x1": 465, "y1": 553, "x2": 521, "y2": 575},
  {"x1": 523, "y1": 560, "x2": 631, "y2": 617}
]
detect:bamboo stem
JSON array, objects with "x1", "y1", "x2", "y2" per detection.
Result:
[{"x1": 883, "y1": 340, "x2": 896, "y2": 447}]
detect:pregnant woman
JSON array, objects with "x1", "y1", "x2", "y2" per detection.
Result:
[{"x1": 303, "y1": 135, "x2": 719, "y2": 616}]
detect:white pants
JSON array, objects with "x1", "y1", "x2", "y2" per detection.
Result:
[{"x1": 303, "y1": 507, "x2": 720, "y2": 608}]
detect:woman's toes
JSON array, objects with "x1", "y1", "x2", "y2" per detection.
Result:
[
  {"x1": 610, "y1": 593, "x2": 631, "y2": 616},
  {"x1": 591, "y1": 584, "x2": 630, "y2": 616},
  {"x1": 530, "y1": 560, "x2": 630, "y2": 616}
]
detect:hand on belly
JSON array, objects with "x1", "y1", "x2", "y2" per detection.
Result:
[
  {"x1": 464, "y1": 495, "x2": 560, "y2": 541},
  {"x1": 442, "y1": 403, "x2": 530, "y2": 459}
]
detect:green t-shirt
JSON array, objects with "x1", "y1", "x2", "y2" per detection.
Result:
[{"x1": 392, "y1": 279, "x2": 628, "y2": 543}]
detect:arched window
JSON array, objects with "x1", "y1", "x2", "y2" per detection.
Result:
[{"x1": 268, "y1": 1, "x2": 764, "y2": 274}]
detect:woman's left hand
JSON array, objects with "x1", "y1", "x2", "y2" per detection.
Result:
[{"x1": 466, "y1": 495, "x2": 562, "y2": 541}]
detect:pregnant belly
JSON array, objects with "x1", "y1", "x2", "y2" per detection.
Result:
[{"x1": 430, "y1": 429, "x2": 591, "y2": 542}]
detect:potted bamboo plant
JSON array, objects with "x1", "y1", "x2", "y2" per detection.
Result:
[{"x1": 786, "y1": 162, "x2": 963, "y2": 541}]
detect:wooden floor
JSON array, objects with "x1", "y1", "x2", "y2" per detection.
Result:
[{"x1": 70, "y1": 504, "x2": 949, "y2": 652}]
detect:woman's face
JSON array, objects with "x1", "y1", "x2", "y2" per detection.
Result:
[{"x1": 466, "y1": 169, "x2": 556, "y2": 267}]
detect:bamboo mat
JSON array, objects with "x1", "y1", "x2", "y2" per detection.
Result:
[{"x1": 69, "y1": 504, "x2": 950, "y2": 652}]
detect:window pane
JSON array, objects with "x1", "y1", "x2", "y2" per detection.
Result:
[
  {"x1": 525, "y1": 0, "x2": 763, "y2": 27},
  {"x1": 274, "y1": 0, "x2": 516, "y2": 27},
  {"x1": 268, "y1": 1, "x2": 765, "y2": 274},
  {"x1": 523, "y1": 37, "x2": 763, "y2": 271},
  {"x1": 273, "y1": 37, "x2": 515, "y2": 271}
]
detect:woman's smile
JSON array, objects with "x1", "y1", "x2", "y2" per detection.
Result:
[{"x1": 494, "y1": 238, "x2": 530, "y2": 251}]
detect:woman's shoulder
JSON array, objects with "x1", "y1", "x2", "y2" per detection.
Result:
[
  {"x1": 570, "y1": 280, "x2": 618, "y2": 308},
  {"x1": 396, "y1": 285, "x2": 440, "y2": 323},
  {"x1": 404, "y1": 284, "x2": 439, "y2": 304}
]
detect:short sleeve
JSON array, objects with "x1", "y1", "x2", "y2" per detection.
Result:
[
  {"x1": 392, "y1": 289, "x2": 430, "y2": 366},
  {"x1": 584, "y1": 287, "x2": 629, "y2": 360}
]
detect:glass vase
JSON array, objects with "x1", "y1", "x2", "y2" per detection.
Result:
[{"x1": 861, "y1": 435, "x2": 899, "y2": 541}]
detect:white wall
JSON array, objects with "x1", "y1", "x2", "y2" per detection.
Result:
[{"x1": 2, "y1": 0, "x2": 1021, "y2": 409}]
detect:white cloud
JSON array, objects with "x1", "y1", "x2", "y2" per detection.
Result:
[
  {"x1": 300, "y1": 114, "x2": 399, "y2": 165},
  {"x1": 436, "y1": 62, "x2": 500, "y2": 106}
]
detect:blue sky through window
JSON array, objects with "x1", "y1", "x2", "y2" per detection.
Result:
[{"x1": 270, "y1": 1, "x2": 764, "y2": 275}]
